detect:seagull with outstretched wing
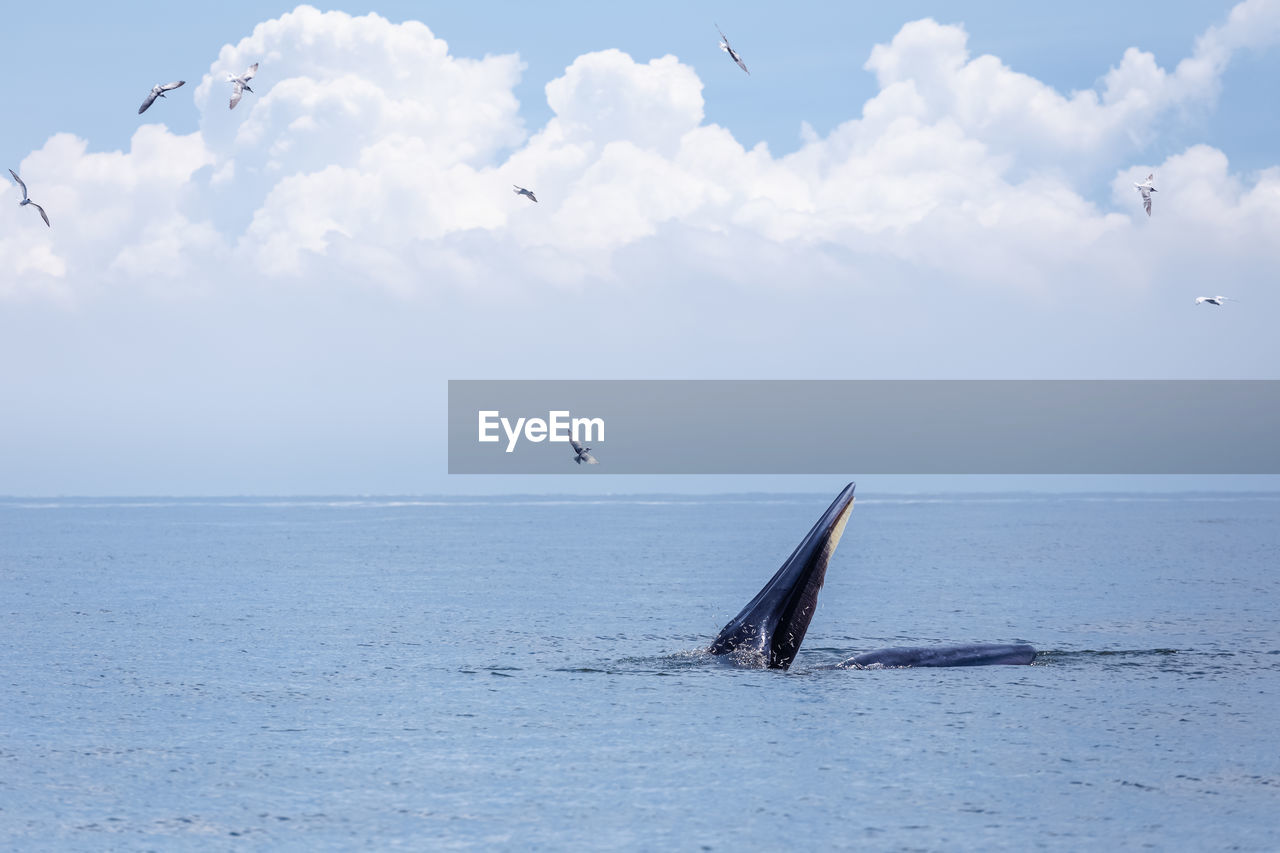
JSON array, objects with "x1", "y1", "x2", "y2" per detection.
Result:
[
  {"x1": 138, "y1": 80, "x2": 185, "y2": 114},
  {"x1": 1134, "y1": 173, "x2": 1157, "y2": 217},
  {"x1": 513, "y1": 185, "x2": 538, "y2": 203},
  {"x1": 570, "y1": 438, "x2": 598, "y2": 465},
  {"x1": 8, "y1": 169, "x2": 50, "y2": 227},
  {"x1": 1195, "y1": 296, "x2": 1237, "y2": 306},
  {"x1": 717, "y1": 24, "x2": 750, "y2": 75},
  {"x1": 227, "y1": 62, "x2": 258, "y2": 110}
]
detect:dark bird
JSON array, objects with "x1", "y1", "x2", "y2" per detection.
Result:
[
  {"x1": 513, "y1": 185, "x2": 538, "y2": 203},
  {"x1": 138, "y1": 80, "x2": 186, "y2": 114},
  {"x1": 227, "y1": 63, "x2": 258, "y2": 110},
  {"x1": 8, "y1": 169, "x2": 50, "y2": 227},
  {"x1": 716, "y1": 24, "x2": 750, "y2": 75},
  {"x1": 570, "y1": 438, "x2": 598, "y2": 465}
]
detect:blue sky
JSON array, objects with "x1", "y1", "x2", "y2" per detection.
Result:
[
  {"x1": 9, "y1": 2, "x2": 1276, "y2": 168},
  {"x1": 2, "y1": 1, "x2": 1278, "y2": 495}
]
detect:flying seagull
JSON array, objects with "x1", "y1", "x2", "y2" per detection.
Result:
[
  {"x1": 8, "y1": 169, "x2": 50, "y2": 227},
  {"x1": 570, "y1": 438, "x2": 598, "y2": 465},
  {"x1": 716, "y1": 24, "x2": 749, "y2": 75},
  {"x1": 227, "y1": 63, "x2": 258, "y2": 110},
  {"x1": 1134, "y1": 173, "x2": 1157, "y2": 217},
  {"x1": 138, "y1": 80, "x2": 185, "y2": 114},
  {"x1": 1195, "y1": 296, "x2": 1237, "y2": 306},
  {"x1": 513, "y1": 185, "x2": 538, "y2": 203}
]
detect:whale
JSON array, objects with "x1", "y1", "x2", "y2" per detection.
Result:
[
  {"x1": 838, "y1": 643, "x2": 1036, "y2": 669},
  {"x1": 707, "y1": 482, "x2": 1037, "y2": 669}
]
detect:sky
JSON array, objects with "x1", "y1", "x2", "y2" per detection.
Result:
[{"x1": 2, "y1": 1, "x2": 1279, "y2": 495}]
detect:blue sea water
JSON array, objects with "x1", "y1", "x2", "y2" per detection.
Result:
[{"x1": 1, "y1": 493, "x2": 1278, "y2": 850}]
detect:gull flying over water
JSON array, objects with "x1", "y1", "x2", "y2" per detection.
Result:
[
  {"x1": 227, "y1": 63, "x2": 258, "y2": 110},
  {"x1": 570, "y1": 438, "x2": 598, "y2": 465},
  {"x1": 8, "y1": 169, "x2": 50, "y2": 227},
  {"x1": 1195, "y1": 296, "x2": 1237, "y2": 306},
  {"x1": 138, "y1": 80, "x2": 185, "y2": 114},
  {"x1": 1134, "y1": 173, "x2": 1157, "y2": 217},
  {"x1": 513, "y1": 185, "x2": 538, "y2": 203},
  {"x1": 717, "y1": 24, "x2": 749, "y2": 75}
]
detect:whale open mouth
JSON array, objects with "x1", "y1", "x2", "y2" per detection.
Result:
[{"x1": 707, "y1": 483, "x2": 856, "y2": 670}]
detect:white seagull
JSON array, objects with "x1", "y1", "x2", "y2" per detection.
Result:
[
  {"x1": 227, "y1": 63, "x2": 258, "y2": 110},
  {"x1": 717, "y1": 24, "x2": 750, "y2": 75},
  {"x1": 138, "y1": 80, "x2": 185, "y2": 114},
  {"x1": 1195, "y1": 296, "x2": 1237, "y2": 306},
  {"x1": 1134, "y1": 173, "x2": 1157, "y2": 217},
  {"x1": 513, "y1": 185, "x2": 538, "y2": 203},
  {"x1": 8, "y1": 169, "x2": 50, "y2": 227},
  {"x1": 570, "y1": 438, "x2": 598, "y2": 465}
]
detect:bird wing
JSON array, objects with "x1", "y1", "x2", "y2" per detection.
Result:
[
  {"x1": 242, "y1": 63, "x2": 258, "y2": 82},
  {"x1": 138, "y1": 91, "x2": 159, "y2": 114},
  {"x1": 9, "y1": 169, "x2": 28, "y2": 200},
  {"x1": 161, "y1": 80, "x2": 185, "y2": 92},
  {"x1": 230, "y1": 81, "x2": 244, "y2": 109},
  {"x1": 570, "y1": 438, "x2": 586, "y2": 454},
  {"x1": 529, "y1": 192, "x2": 537, "y2": 202},
  {"x1": 584, "y1": 453, "x2": 599, "y2": 465},
  {"x1": 715, "y1": 26, "x2": 749, "y2": 73},
  {"x1": 31, "y1": 202, "x2": 50, "y2": 227}
]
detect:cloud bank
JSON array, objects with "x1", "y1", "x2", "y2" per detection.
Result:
[{"x1": 4, "y1": 1, "x2": 1280, "y2": 302}]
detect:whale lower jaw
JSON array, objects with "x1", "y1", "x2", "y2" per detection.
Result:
[{"x1": 839, "y1": 643, "x2": 1037, "y2": 669}]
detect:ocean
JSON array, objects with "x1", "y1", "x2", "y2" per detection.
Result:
[{"x1": 2, "y1": 493, "x2": 1278, "y2": 850}]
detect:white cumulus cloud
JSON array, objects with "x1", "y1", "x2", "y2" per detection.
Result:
[{"x1": 3, "y1": 1, "x2": 1280, "y2": 302}]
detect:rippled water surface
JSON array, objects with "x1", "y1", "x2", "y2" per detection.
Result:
[{"x1": 2, "y1": 493, "x2": 1278, "y2": 849}]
